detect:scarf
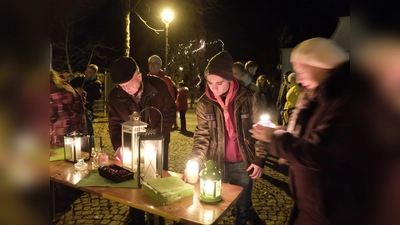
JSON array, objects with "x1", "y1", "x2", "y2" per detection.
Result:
[{"x1": 214, "y1": 81, "x2": 235, "y2": 137}]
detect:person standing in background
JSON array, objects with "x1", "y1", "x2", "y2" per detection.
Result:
[
  {"x1": 176, "y1": 81, "x2": 189, "y2": 133},
  {"x1": 276, "y1": 71, "x2": 291, "y2": 125},
  {"x1": 148, "y1": 55, "x2": 178, "y2": 129},
  {"x1": 245, "y1": 60, "x2": 258, "y2": 82},
  {"x1": 69, "y1": 64, "x2": 102, "y2": 115}
]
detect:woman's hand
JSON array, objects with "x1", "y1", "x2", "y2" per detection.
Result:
[
  {"x1": 249, "y1": 124, "x2": 276, "y2": 142},
  {"x1": 246, "y1": 164, "x2": 263, "y2": 179}
]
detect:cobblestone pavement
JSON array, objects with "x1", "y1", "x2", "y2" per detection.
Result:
[{"x1": 54, "y1": 108, "x2": 292, "y2": 225}]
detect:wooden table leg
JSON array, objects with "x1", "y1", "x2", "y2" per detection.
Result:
[{"x1": 50, "y1": 180, "x2": 58, "y2": 224}]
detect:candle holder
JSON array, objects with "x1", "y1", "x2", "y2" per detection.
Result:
[
  {"x1": 199, "y1": 160, "x2": 222, "y2": 203},
  {"x1": 120, "y1": 107, "x2": 164, "y2": 188},
  {"x1": 138, "y1": 128, "x2": 164, "y2": 182},
  {"x1": 121, "y1": 111, "x2": 148, "y2": 171},
  {"x1": 63, "y1": 132, "x2": 93, "y2": 163}
]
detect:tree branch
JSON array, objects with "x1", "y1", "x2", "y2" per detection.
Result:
[{"x1": 134, "y1": 11, "x2": 164, "y2": 34}]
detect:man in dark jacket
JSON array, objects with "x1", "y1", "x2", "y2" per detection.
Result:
[
  {"x1": 108, "y1": 56, "x2": 176, "y2": 225},
  {"x1": 69, "y1": 64, "x2": 102, "y2": 114}
]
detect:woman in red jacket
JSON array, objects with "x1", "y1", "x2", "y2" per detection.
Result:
[{"x1": 176, "y1": 81, "x2": 189, "y2": 133}]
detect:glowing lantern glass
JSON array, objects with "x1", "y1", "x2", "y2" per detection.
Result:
[
  {"x1": 121, "y1": 112, "x2": 148, "y2": 172},
  {"x1": 138, "y1": 129, "x2": 164, "y2": 182},
  {"x1": 63, "y1": 132, "x2": 92, "y2": 163},
  {"x1": 199, "y1": 160, "x2": 222, "y2": 202}
]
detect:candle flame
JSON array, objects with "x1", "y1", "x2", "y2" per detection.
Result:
[{"x1": 260, "y1": 114, "x2": 270, "y2": 121}]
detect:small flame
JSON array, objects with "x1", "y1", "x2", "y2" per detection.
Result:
[{"x1": 260, "y1": 114, "x2": 270, "y2": 121}]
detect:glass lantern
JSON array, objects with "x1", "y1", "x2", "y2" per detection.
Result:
[
  {"x1": 63, "y1": 132, "x2": 92, "y2": 163},
  {"x1": 121, "y1": 112, "x2": 148, "y2": 172},
  {"x1": 199, "y1": 160, "x2": 222, "y2": 202},
  {"x1": 138, "y1": 128, "x2": 164, "y2": 183}
]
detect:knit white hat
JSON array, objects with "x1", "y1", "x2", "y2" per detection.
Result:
[
  {"x1": 288, "y1": 73, "x2": 296, "y2": 84},
  {"x1": 290, "y1": 37, "x2": 349, "y2": 69}
]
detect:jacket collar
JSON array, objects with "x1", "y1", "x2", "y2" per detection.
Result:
[{"x1": 116, "y1": 77, "x2": 157, "y2": 102}]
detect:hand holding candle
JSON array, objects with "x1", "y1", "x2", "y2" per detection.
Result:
[
  {"x1": 257, "y1": 114, "x2": 276, "y2": 128},
  {"x1": 250, "y1": 114, "x2": 278, "y2": 143},
  {"x1": 186, "y1": 160, "x2": 199, "y2": 183}
]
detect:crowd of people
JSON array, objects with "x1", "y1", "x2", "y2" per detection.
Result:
[{"x1": 50, "y1": 34, "x2": 400, "y2": 225}]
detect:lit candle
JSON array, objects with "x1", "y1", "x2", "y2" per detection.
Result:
[
  {"x1": 186, "y1": 160, "x2": 199, "y2": 183},
  {"x1": 204, "y1": 180, "x2": 215, "y2": 197},
  {"x1": 144, "y1": 146, "x2": 157, "y2": 179},
  {"x1": 74, "y1": 138, "x2": 81, "y2": 160},
  {"x1": 122, "y1": 147, "x2": 132, "y2": 168},
  {"x1": 257, "y1": 114, "x2": 276, "y2": 128}
]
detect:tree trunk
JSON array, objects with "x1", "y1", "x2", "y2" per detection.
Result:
[
  {"x1": 123, "y1": 0, "x2": 131, "y2": 57},
  {"x1": 65, "y1": 27, "x2": 73, "y2": 74}
]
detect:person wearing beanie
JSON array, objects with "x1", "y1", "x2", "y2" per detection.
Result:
[
  {"x1": 183, "y1": 51, "x2": 268, "y2": 225},
  {"x1": 250, "y1": 37, "x2": 369, "y2": 225},
  {"x1": 107, "y1": 56, "x2": 176, "y2": 225}
]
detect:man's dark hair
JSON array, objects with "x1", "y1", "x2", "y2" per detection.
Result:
[
  {"x1": 233, "y1": 61, "x2": 246, "y2": 74},
  {"x1": 245, "y1": 61, "x2": 258, "y2": 70}
]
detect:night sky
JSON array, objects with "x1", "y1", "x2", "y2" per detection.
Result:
[{"x1": 51, "y1": 0, "x2": 350, "y2": 77}]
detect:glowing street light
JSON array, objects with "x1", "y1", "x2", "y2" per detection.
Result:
[{"x1": 161, "y1": 9, "x2": 174, "y2": 71}]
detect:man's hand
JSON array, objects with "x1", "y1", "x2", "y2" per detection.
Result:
[
  {"x1": 246, "y1": 164, "x2": 263, "y2": 179},
  {"x1": 114, "y1": 147, "x2": 122, "y2": 166}
]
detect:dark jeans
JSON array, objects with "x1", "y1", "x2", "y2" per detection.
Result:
[
  {"x1": 179, "y1": 110, "x2": 187, "y2": 131},
  {"x1": 277, "y1": 105, "x2": 283, "y2": 125},
  {"x1": 223, "y1": 161, "x2": 253, "y2": 225}
]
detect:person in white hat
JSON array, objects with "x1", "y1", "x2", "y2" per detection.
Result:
[{"x1": 249, "y1": 37, "x2": 369, "y2": 225}]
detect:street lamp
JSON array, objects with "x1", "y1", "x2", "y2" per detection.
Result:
[{"x1": 162, "y1": 9, "x2": 173, "y2": 71}]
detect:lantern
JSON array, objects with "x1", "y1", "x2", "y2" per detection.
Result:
[
  {"x1": 138, "y1": 128, "x2": 164, "y2": 182},
  {"x1": 199, "y1": 160, "x2": 222, "y2": 202},
  {"x1": 121, "y1": 112, "x2": 148, "y2": 171},
  {"x1": 63, "y1": 132, "x2": 93, "y2": 163}
]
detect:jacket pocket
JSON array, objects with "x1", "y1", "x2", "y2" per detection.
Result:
[
  {"x1": 206, "y1": 114, "x2": 217, "y2": 142},
  {"x1": 241, "y1": 113, "x2": 252, "y2": 138}
]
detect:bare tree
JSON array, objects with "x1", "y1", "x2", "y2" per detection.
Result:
[{"x1": 50, "y1": 0, "x2": 111, "y2": 73}]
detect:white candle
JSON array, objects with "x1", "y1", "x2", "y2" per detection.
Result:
[
  {"x1": 186, "y1": 160, "x2": 199, "y2": 183},
  {"x1": 74, "y1": 138, "x2": 81, "y2": 161},
  {"x1": 144, "y1": 147, "x2": 157, "y2": 179},
  {"x1": 122, "y1": 147, "x2": 132, "y2": 168}
]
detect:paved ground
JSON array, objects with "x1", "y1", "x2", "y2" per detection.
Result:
[{"x1": 54, "y1": 107, "x2": 292, "y2": 225}]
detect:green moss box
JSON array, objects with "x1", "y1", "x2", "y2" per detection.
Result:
[{"x1": 142, "y1": 176, "x2": 194, "y2": 205}]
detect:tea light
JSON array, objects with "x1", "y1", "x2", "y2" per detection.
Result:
[
  {"x1": 122, "y1": 147, "x2": 132, "y2": 168},
  {"x1": 186, "y1": 160, "x2": 199, "y2": 183},
  {"x1": 257, "y1": 114, "x2": 276, "y2": 128},
  {"x1": 74, "y1": 138, "x2": 82, "y2": 160}
]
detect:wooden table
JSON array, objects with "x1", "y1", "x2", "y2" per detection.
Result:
[{"x1": 50, "y1": 160, "x2": 243, "y2": 225}]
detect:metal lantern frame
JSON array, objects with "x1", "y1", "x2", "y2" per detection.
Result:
[
  {"x1": 138, "y1": 129, "x2": 164, "y2": 183},
  {"x1": 63, "y1": 132, "x2": 101, "y2": 163},
  {"x1": 121, "y1": 111, "x2": 148, "y2": 172},
  {"x1": 199, "y1": 160, "x2": 222, "y2": 203},
  {"x1": 121, "y1": 107, "x2": 164, "y2": 188}
]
